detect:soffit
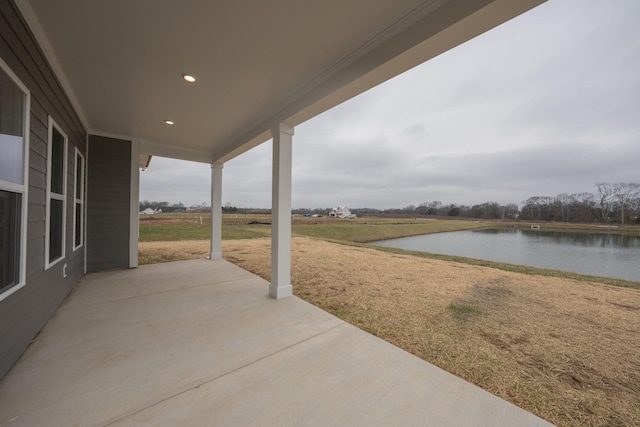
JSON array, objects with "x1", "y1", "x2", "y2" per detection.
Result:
[{"x1": 18, "y1": 0, "x2": 545, "y2": 163}]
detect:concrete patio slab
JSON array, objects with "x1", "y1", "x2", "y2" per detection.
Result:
[{"x1": 0, "y1": 260, "x2": 552, "y2": 426}]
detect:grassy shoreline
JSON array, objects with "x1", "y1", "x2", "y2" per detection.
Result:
[
  {"x1": 140, "y1": 214, "x2": 640, "y2": 288},
  {"x1": 363, "y1": 243, "x2": 640, "y2": 289}
]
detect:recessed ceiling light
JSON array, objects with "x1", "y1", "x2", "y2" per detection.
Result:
[
  {"x1": 164, "y1": 120, "x2": 175, "y2": 125},
  {"x1": 182, "y1": 73, "x2": 196, "y2": 83}
]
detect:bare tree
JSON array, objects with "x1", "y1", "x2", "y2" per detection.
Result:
[
  {"x1": 572, "y1": 192, "x2": 597, "y2": 222},
  {"x1": 418, "y1": 201, "x2": 443, "y2": 215},
  {"x1": 629, "y1": 194, "x2": 640, "y2": 222},
  {"x1": 503, "y1": 203, "x2": 520, "y2": 220},
  {"x1": 553, "y1": 193, "x2": 574, "y2": 222},
  {"x1": 595, "y1": 183, "x2": 615, "y2": 222},
  {"x1": 612, "y1": 183, "x2": 640, "y2": 224}
]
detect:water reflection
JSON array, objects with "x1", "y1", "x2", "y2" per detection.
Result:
[
  {"x1": 374, "y1": 229, "x2": 640, "y2": 282},
  {"x1": 474, "y1": 229, "x2": 640, "y2": 249}
]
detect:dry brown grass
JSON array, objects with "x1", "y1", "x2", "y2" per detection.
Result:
[
  {"x1": 138, "y1": 240, "x2": 212, "y2": 265},
  {"x1": 140, "y1": 238, "x2": 640, "y2": 426}
]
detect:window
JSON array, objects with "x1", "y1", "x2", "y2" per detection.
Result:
[
  {"x1": 0, "y1": 60, "x2": 29, "y2": 300},
  {"x1": 73, "y1": 148, "x2": 84, "y2": 250},
  {"x1": 46, "y1": 118, "x2": 67, "y2": 268}
]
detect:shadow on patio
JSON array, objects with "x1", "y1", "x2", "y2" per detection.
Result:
[{"x1": 0, "y1": 260, "x2": 551, "y2": 426}]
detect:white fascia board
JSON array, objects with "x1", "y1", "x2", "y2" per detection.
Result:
[
  {"x1": 138, "y1": 140, "x2": 214, "y2": 164},
  {"x1": 213, "y1": 129, "x2": 272, "y2": 164},
  {"x1": 88, "y1": 130, "x2": 214, "y2": 165},
  {"x1": 139, "y1": 154, "x2": 152, "y2": 169}
]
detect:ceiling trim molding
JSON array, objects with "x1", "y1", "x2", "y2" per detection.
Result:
[
  {"x1": 139, "y1": 140, "x2": 214, "y2": 164},
  {"x1": 88, "y1": 130, "x2": 135, "y2": 143},
  {"x1": 214, "y1": 130, "x2": 271, "y2": 164},
  {"x1": 87, "y1": 130, "x2": 214, "y2": 164}
]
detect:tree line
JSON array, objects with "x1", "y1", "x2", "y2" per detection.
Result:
[
  {"x1": 519, "y1": 183, "x2": 640, "y2": 224},
  {"x1": 339, "y1": 182, "x2": 640, "y2": 224},
  {"x1": 140, "y1": 182, "x2": 640, "y2": 223},
  {"x1": 139, "y1": 200, "x2": 241, "y2": 213},
  {"x1": 393, "y1": 182, "x2": 639, "y2": 224}
]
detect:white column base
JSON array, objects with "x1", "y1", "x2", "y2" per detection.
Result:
[
  {"x1": 209, "y1": 252, "x2": 222, "y2": 260},
  {"x1": 269, "y1": 283, "x2": 293, "y2": 299}
]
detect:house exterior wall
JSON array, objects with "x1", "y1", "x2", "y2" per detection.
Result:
[
  {"x1": 0, "y1": 1, "x2": 86, "y2": 379},
  {"x1": 86, "y1": 135, "x2": 132, "y2": 272}
]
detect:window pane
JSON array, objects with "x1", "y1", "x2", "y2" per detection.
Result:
[
  {"x1": 75, "y1": 202, "x2": 82, "y2": 247},
  {"x1": 0, "y1": 69, "x2": 25, "y2": 185},
  {"x1": 49, "y1": 199, "x2": 63, "y2": 262},
  {"x1": 75, "y1": 153, "x2": 83, "y2": 199},
  {"x1": 0, "y1": 134, "x2": 24, "y2": 184},
  {"x1": 51, "y1": 128, "x2": 65, "y2": 195},
  {"x1": 0, "y1": 190, "x2": 21, "y2": 293}
]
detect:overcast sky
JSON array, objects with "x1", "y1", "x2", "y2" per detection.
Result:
[{"x1": 140, "y1": 0, "x2": 640, "y2": 210}]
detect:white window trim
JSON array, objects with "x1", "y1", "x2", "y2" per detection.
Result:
[
  {"x1": 45, "y1": 116, "x2": 67, "y2": 269},
  {"x1": 0, "y1": 57, "x2": 30, "y2": 302},
  {"x1": 72, "y1": 147, "x2": 85, "y2": 251}
]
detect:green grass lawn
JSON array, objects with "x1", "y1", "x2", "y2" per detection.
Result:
[
  {"x1": 139, "y1": 223, "x2": 270, "y2": 241},
  {"x1": 139, "y1": 214, "x2": 495, "y2": 243},
  {"x1": 291, "y1": 219, "x2": 491, "y2": 242},
  {"x1": 141, "y1": 214, "x2": 640, "y2": 243}
]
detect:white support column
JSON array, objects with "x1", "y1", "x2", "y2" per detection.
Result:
[
  {"x1": 129, "y1": 140, "x2": 140, "y2": 268},
  {"x1": 270, "y1": 124, "x2": 294, "y2": 299},
  {"x1": 210, "y1": 163, "x2": 223, "y2": 260}
]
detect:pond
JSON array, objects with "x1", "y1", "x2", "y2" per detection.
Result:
[{"x1": 373, "y1": 228, "x2": 640, "y2": 282}]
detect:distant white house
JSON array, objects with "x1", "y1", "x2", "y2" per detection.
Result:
[
  {"x1": 140, "y1": 208, "x2": 162, "y2": 214},
  {"x1": 329, "y1": 206, "x2": 354, "y2": 218}
]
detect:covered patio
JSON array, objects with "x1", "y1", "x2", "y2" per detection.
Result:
[
  {"x1": 0, "y1": 259, "x2": 551, "y2": 426},
  {"x1": 10, "y1": 0, "x2": 548, "y2": 299},
  {"x1": 1, "y1": 1, "x2": 554, "y2": 424}
]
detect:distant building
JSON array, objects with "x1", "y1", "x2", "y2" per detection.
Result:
[
  {"x1": 140, "y1": 208, "x2": 162, "y2": 214},
  {"x1": 329, "y1": 206, "x2": 353, "y2": 218}
]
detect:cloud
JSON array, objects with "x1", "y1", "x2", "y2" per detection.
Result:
[{"x1": 140, "y1": 157, "x2": 212, "y2": 206}]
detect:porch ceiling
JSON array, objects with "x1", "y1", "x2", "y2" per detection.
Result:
[{"x1": 17, "y1": 0, "x2": 544, "y2": 163}]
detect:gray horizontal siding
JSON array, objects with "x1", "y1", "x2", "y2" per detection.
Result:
[
  {"x1": 86, "y1": 135, "x2": 131, "y2": 272},
  {"x1": 27, "y1": 168, "x2": 46, "y2": 193},
  {"x1": 27, "y1": 186, "x2": 45, "y2": 206},
  {"x1": 29, "y1": 120, "x2": 47, "y2": 149},
  {"x1": 25, "y1": 98, "x2": 49, "y2": 279},
  {"x1": 29, "y1": 153, "x2": 46, "y2": 176},
  {"x1": 0, "y1": 2, "x2": 87, "y2": 379},
  {"x1": 27, "y1": 203, "x2": 45, "y2": 223}
]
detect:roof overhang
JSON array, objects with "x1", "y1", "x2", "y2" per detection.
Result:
[{"x1": 16, "y1": 0, "x2": 545, "y2": 164}]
